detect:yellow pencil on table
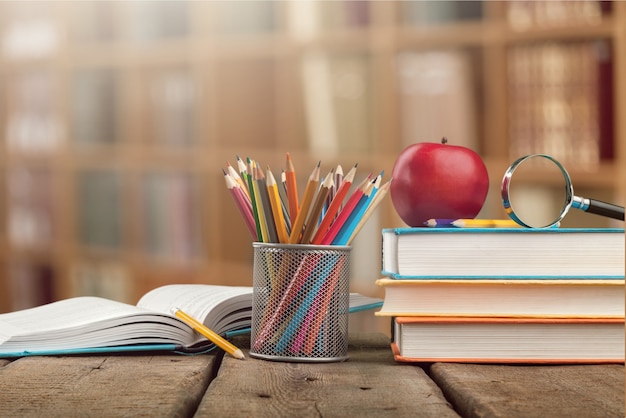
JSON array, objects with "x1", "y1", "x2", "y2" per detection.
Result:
[{"x1": 171, "y1": 307, "x2": 245, "y2": 360}]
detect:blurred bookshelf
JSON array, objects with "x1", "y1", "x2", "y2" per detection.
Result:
[{"x1": 0, "y1": 1, "x2": 624, "y2": 318}]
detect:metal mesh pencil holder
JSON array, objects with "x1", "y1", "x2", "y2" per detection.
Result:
[{"x1": 250, "y1": 243, "x2": 351, "y2": 362}]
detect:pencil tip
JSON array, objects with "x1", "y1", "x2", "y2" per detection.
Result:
[{"x1": 233, "y1": 349, "x2": 245, "y2": 360}]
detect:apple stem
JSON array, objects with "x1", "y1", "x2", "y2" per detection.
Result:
[{"x1": 441, "y1": 137, "x2": 448, "y2": 145}]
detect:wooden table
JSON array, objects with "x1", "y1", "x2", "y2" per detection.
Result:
[{"x1": 0, "y1": 333, "x2": 622, "y2": 417}]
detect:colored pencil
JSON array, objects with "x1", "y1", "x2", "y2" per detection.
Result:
[
  {"x1": 171, "y1": 307, "x2": 244, "y2": 360},
  {"x1": 244, "y1": 158, "x2": 262, "y2": 241},
  {"x1": 424, "y1": 218, "x2": 522, "y2": 228},
  {"x1": 288, "y1": 161, "x2": 321, "y2": 244},
  {"x1": 280, "y1": 170, "x2": 292, "y2": 234},
  {"x1": 223, "y1": 169, "x2": 257, "y2": 239},
  {"x1": 266, "y1": 167, "x2": 289, "y2": 244},
  {"x1": 346, "y1": 178, "x2": 392, "y2": 245},
  {"x1": 300, "y1": 169, "x2": 334, "y2": 244},
  {"x1": 319, "y1": 174, "x2": 371, "y2": 245},
  {"x1": 255, "y1": 164, "x2": 278, "y2": 243},
  {"x1": 310, "y1": 164, "x2": 357, "y2": 245},
  {"x1": 227, "y1": 161, "x2": 250, "y2": 201},
  {"x1": 333, "y1": 173, "x2": 381, "y2": 245},
  {"x1": 250, "y1": 160, "x2": 270, "y2": 242},
  {"x1": 285, "y1": 152, "x2": 299, "y2": 224},
  {"x1": 327, "y1": 164, "x2": 343, "y2": 210}
]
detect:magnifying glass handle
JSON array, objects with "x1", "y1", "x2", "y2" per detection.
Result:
[{"x1": 574, "y1": 197, "x2": 625, "y2": 221}]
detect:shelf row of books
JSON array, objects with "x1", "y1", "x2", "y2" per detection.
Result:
[
  {"x1": 4, "y1": 167, "x2": 204, "y2": 260},
  {"x1": 3, "y1": 1, "x2": 615, "y2": 55},
  {"x1": 5, "y1": 41, "x2": 616, "y2": 164},
  {"x1": 507, "y1": 0, "x2": 611, "y2": 30},
  {"x1": 507, "y1": 39, "x2": 614, "y2": 166},
  {"x1": 0, "y1": 259, "x2": 135, "y2": 314},
  {"x1": 377, "y1": 227, "x2": 625, "y2": 363}
]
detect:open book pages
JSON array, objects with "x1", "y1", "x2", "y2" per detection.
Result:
[{"x1": 0, "y1": 284, "x2": 382, "y2": 357}]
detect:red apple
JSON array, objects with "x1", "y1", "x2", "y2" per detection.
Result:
[{"x1": 390, "y1": 138, "x2": 489, "y2": 227}]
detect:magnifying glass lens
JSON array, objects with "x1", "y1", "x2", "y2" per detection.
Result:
[{"x1": 505, "y1": 156, "x2": 570, "y2": 228}]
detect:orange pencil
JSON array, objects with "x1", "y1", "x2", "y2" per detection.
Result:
[
  {"x1": 288, "y1": 161, "x2": 320, "y2": 244},
  {"x1": 285, "y1": 152, "x2": 299, "y2": 224}
]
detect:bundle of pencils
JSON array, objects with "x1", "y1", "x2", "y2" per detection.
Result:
[{"x1": 223, "y1": 153, "x2": 391, "y2": 246}]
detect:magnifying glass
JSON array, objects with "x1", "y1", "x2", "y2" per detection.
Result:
[{"x1": 501, "y1": 154, "x2": 625, "y2": 228}]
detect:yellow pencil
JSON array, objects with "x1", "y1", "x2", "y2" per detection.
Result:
[
  {"x1": 288, "y1": 161, "x2": 320, "y2": 244},
  {"x1": 451, "y1": 219, "x2": 521, "y2": 228},
  {"x1": 266, "y1": 167, "x2": 289, "y2": 244},
  {"x1": 171, "y1": 307, "x2": 245, "y2": 360}
]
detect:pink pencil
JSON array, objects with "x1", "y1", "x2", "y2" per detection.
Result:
[{"x1": 223, "y1": 169, "x2": 257, "y2": 239}]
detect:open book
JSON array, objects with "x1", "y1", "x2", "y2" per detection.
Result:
[{"x1": 0, "y1": 284, "x2": 383, "y2": 358}]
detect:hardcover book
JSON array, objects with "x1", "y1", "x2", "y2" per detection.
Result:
[
  {"x1": 381, "y1": 227, "x2": 625, "y2": 279},
  {"x1": 0, "y1": 284, "x2": 382, "y2": 357},
  {"x1": 391, "y1": 316, "x2": 625, "y2": 364},
  {"x1": 375, "y1": 278, "x2": 625, "y2": 318}
]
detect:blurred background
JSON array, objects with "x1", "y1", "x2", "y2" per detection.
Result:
[{"x1": 0, "y1": 1, "x2": 624, "y2": 335}]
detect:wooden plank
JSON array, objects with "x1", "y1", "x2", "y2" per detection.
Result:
[
  {"x1": 430, "y1": 363, "x2": 625, "y2": 418},
  {"x1": 195, "y1": 333, "x2": 460, "y2": 417},
  {"x1": 0, "y1": 354, "x2": 217, "y2": 417}
]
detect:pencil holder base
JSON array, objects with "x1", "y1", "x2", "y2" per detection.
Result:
[{"x1": 250, "y1": 243, "x2": 350, "y2": 363}]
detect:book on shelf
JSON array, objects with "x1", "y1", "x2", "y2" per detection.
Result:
[
  {"x1": 6, "y1": 263, "x2": 55, "y2": 312},
  {"x1": 391, "y1": 316, "x2": 625, "y2": 364},
  {"x1": 142, "y1": 172, "x2": 203, "y2": 261},
  {"x1": 0, "y1": 284, "x2": 382, "y2": 358},
  {"x1": 375, "y1": 277, "x2": 625, "y2": 318},
  {"x1": 300, "y1": 50, "x2": 373, "y2": 155},
  {"x1": 5, "y1": 70, "x2": 61, "y2": 153},
  {"x1": 77, "y1": 170, "x2": 123, "y2": 249},
  {"x1": 7, "y1": 166, "x2": 55, "y2": 247},
  {"x1": 381, "y1": 227, "x2": 624, "y2": 279}
]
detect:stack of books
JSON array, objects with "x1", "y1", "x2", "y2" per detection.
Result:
[{"x1": 376, "y1": 227, "x2": 625, "y2": 363}]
